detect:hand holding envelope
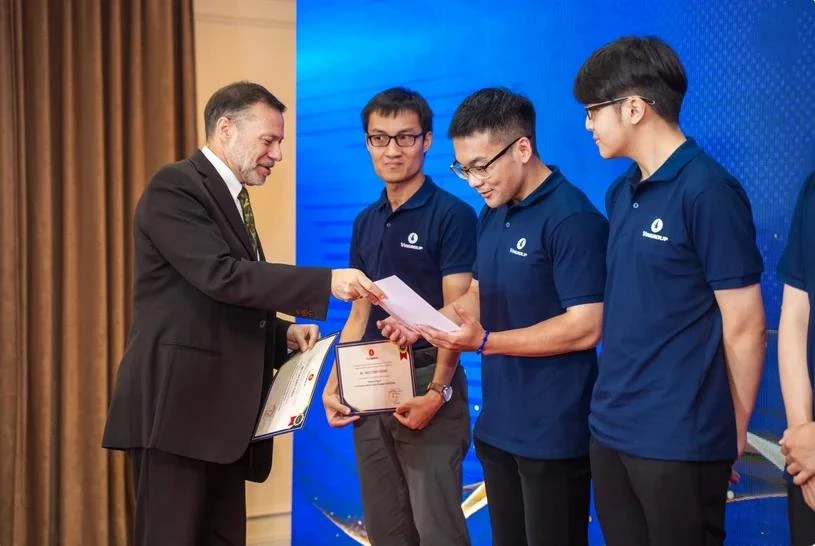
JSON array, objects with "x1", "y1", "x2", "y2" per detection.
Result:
[
  {"x1": 373, "y1": 275, "x2": 461, "y2": 346},
  {"x1": 373, "y1": 276, "x2": 460, "y2": 332},
  {"x1": 372, "y1": 276, "x2": 485, "y2": 353},
  {"x1": 378, "y1": 315, "x2": 421, "y2": 346},
  {"x1": 413, "y1": 303, "x2": 486, "y2": 353},
  {"x1": 330, "y1": 268, "x2": 386, "y2": 304}
]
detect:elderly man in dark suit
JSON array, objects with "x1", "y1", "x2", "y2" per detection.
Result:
[{"x1": 102, "y1": 81, "x2": 382, "y2": 546}]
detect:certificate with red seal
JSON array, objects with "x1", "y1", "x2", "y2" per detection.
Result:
[{"x1": 335, "y1": 339, "x2": 416, "y2": 415}]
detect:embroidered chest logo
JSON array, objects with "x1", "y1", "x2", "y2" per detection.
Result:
[
  {"x1": 509, "y1": 237, "x2": 528, "y2": 257},
  {"x1": 400, "y1": 232, "x2": 424, "y2": 250},
  {"x1": 642, "y1": 218, "x2": 669, "y2": 242}
]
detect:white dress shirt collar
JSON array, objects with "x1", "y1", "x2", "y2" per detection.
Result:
[{"x1": 201, "y1": 145, "x2": 244, "y2": 219}]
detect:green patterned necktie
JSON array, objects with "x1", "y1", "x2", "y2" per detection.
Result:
[{"x1": 237, "y1": 187, "x2": 259, "y2": 255}]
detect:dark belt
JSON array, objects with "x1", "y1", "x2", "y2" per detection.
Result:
[{"x1": 412, "y1": 345, "x2": 438, "y2": 368}]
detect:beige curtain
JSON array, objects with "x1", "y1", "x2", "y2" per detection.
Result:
[{"x1": 0, "y1": 1, "x2": 197, "y2": 544}]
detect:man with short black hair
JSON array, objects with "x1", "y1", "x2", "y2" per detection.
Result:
[
  {"x1": 574, "y1": 36, "x2": 766, "y2": 546},
  {"x1": 384, "y1": 87, "x2": 608, "y2": 546},
  {"x1": 322, "y1": 87, "x2": 476, "y2": 546}
]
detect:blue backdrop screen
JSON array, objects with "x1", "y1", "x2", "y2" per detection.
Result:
[{"x1": 294, "y1": 2, "x2": 815, "y2": 544}]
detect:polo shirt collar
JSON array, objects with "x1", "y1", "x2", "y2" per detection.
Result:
[
  {"x1": 376, "y1": 176, "x2": 437, "y2": 212},
  {"x1": 625, "y1": 137, "x2": 704, "y2": 187},
  {"x1": 511, "y1": 165, "x2": 565, "y2": 209}
]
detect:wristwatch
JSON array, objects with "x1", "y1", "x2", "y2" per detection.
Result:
[{"x1": 427, "y1": 382, "x2": 453, "y2": 403}]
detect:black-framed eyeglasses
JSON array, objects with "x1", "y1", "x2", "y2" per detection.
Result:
[
  {"x1": 449, "y1": 136, "x2": 525, "y2": 181},
  {"x1": 584, "y1": 95, "x2": 656, "y2": 120},
  {"x1": 366, "y1": 132, "x2": 425, "y2": 148}
]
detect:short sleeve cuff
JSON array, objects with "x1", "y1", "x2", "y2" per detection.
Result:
[
  {"x1": 441, "y1": 263, "x2": 475, "y2": 277},
  {"x1": 777, "y1": 270, "x2": 807, "y2": 292},
  {"x1": 560, "y1": 293, "x2": 604, "y2": 308},
  {"x1": 708, "y1": 273, "x2": 762, "y2": 291}
]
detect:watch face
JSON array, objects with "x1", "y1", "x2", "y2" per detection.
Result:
[{"x1": 442, "y1": 385, "x2": 453, "y2": 403}]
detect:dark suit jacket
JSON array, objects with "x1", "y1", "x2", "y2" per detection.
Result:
[{"x1": 102, "y1": 150, "x2": 331, "y2": 482}]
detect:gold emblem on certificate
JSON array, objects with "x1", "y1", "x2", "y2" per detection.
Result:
[{"x1": 335, "y1": 339, "x2": 416, "y2": 414}]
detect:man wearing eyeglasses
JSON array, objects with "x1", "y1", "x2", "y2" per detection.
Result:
[
  {"x1": 382, "y1": 87, "x2": 608, "y2": 545},
  {"x1": 321, "y1": 87, "x2": 477, "y2": 546},
  {"x1": 573, "y1": 36, "x2": 766, "y2": 546}
]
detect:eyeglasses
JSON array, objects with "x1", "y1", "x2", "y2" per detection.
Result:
[
  {"x1": 584, "y1": 95, "x2": 656, "y2": 120},
  {"x1": 367, "y1": 132, "x2": 425, "y2": 148},
  {"x1": 449, "y1": 136, "x2": 525, "y2": 181}
]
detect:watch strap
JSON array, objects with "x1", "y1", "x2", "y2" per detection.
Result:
[{"x1": 427, "y1": 382, "x2": 451, "y2": 403}]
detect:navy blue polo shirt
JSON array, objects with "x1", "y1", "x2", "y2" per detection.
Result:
[
  {"x1": 778, "y1": 171, "x2": 815, "y2": 415},
  {"x1": 592, "y1": 138, "x2": 763, "y2": 461},
  {"x1": 350, "y1": 177, "x2": 477, "y2": 344},
  {"x1": 473, "y1": 166, "x2": 608, "y2": 459}
]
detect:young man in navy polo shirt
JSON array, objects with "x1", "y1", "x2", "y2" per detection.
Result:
[
  {"x1": 385, "y1": 87, "x2": 609, "y2": 546},
  {"x1": 778, "y1": 171, "x2": 815, "y2": 546},
  {"x1": 321, "y1": 88, "x2": 477, "y2": 546},
  {"x1": 573, "y1": 36, "x2": 766, "y2": 546}
]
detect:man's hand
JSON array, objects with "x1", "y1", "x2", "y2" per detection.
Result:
[
  {"x1": 331, "y1": 268, "x2": 385, "y2": 304},
  {"x1": 416, "y1": 303, "x2": 485, "y2": 352},
  {"x1": 729, "y1": 467, "x2": 741, "y2": 485},
  {"x1": 322, "y1": 392, "x2": 359, "y2": 428},
  {"x1": 781, "y1": 422, "x2": 815, "y2": 480},
  {"x1": 393, "y1": 393, "x2": 443, "y2": 430},
  {"x1": 377, "y1": 316, "x2": 421, "y2": 346},
  {"x1": 286, "y1": 323, "x2": 319, "y2": 352}
]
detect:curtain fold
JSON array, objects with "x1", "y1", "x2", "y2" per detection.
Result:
[{"x1": 0, "y1": 1, "x2": 197, "y2": 544}]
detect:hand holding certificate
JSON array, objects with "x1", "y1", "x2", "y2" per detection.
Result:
[
  {"x1": 336, "y1": 339, "x2": 416, "y2": 414},
  {"x1": 253, "y1": 332, "x2": 339, "y2": 441}
]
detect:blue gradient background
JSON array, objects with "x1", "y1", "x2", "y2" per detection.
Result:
[{"x1": 293, "y1": 1, "x2": 815, "y2": 544}]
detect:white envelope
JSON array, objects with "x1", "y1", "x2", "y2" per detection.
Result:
[{"x1": 374, "y1": 275, "x2": 460, "y2": 333}]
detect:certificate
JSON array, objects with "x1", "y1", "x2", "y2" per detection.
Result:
[
  {"x1": 252, "y1": 332, "x2": 339, "y2": 441},
  {"x1": 335, "y1": 339, "x2": 416, "y2": 415}
]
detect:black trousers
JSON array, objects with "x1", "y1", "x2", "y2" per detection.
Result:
[
  {"x1": 129, "y1": 448, "x2": 246, "y2": 546},
  {"x1": 590, "y1": 441, "x2": 731, "y2": 546},
  {"x1": 788, "y1": 480, "x2": 815, "y2": 546},
  {"x1": 474, "y1": 437, "x2": 591, "y2": 546}
]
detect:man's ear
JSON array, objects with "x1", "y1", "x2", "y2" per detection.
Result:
[
  {"x1": 215, "y1": 116, "x2": 234, "y2": 142},
  {"x1": 627, "y1": 98, "x2": 648, "y2": 126},
  {"x1": 517, "y1": 136, "x2": 534, "y2": 164}
]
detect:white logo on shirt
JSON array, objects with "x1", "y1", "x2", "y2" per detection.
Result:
[
  {"x1": 400, "y1": 232, "x2": 424, "y2": 250},
  {"x1": 643, "y1": 217, "x2": 669, "y2": 242},
  {"x1": 509, "y1": 237, "x2": 528, "y2": 257}
]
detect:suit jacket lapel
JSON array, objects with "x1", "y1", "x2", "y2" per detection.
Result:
[{"x1": 189, "y1": 150, "x2": 257, "y2": 260}]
